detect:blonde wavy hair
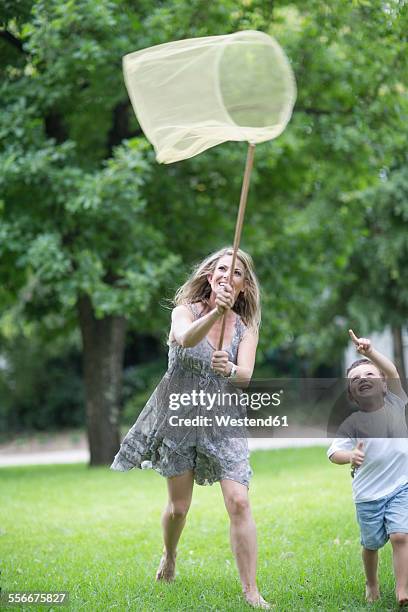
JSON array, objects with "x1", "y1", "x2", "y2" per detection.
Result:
[{"x1": 173, "y1": 247, "x2": 261, "y2": 330}]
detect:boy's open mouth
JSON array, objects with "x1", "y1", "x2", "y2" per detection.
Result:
[{"x1": 358, "y1": 381, "x2": 373, "y2": 392}]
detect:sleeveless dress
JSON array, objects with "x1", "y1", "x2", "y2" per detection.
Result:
[{"x1": 110, "y1": 304, "x2": 252, "y2": 487}]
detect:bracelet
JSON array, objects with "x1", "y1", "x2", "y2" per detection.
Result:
[{"x1": 225, "y1": 363, "x2": 238, "y2": 379}]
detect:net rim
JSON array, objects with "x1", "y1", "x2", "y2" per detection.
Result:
[
  {"x1": 123, "y1": 30, "x2": 276, "y2": 69},
  {"x1": 122, "y1": 29, "x2": 297, "y2": 163}
]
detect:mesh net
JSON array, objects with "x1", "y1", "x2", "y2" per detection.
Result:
[{"x1": 123, "y1": 30, "x2": 296, "y2": 164}]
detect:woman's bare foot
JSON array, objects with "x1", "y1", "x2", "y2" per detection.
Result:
[
  {"x1": 365, "y1": 582, "x2": 380, "y2": 603},
  {"x1": 243, "y1": 590, "x2": 271, "y2": 609},
  {"x1": 396, "y1": 589, "x2": 408, "y2": 607},
  {"x1": 155, "y1": 551, "x2": 176, "y2": 582}
]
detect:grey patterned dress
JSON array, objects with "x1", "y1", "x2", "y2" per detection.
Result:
[{"x1": 110, "y1": 303, "x2": 252, "y2": 486}]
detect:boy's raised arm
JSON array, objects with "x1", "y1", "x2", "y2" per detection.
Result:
[{"x1": 349, "y1": 329, "x2": 406, "y2": 400}]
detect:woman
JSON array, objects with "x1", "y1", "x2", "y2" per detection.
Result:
[{"x1": 111, "y1": 246, "x2": 269, "y2": 608}]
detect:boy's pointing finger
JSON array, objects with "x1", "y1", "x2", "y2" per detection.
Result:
[{"x1": 349, "y1": 329, "x2": 359, "y2": 346}]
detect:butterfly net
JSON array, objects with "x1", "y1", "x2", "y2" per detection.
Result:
[{"x1": 123, "y1": 30, "x2": 296, "y2": 164}]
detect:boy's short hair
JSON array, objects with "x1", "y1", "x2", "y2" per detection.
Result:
[
  {"x1": 346, "y1": 358, "x2": 385, "y2": 378},
  {"x1": 346, "y1": 358, "x2": 385, "y2": 402}
]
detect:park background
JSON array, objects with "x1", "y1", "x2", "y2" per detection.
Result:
[{"x1": 1, "y1": 0, "x2": 407, "y2": 610}]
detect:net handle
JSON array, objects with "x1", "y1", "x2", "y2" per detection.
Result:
[{"x1": 217, "y1": 142, "x2": 256, "y2": 350}]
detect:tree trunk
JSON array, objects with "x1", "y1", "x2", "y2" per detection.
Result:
[
  {"x1": 78, "y1": 295, "x2": 127, "y2": 465},
  {"x1": 392, "y1": 325, "x2": 407, "y2": 392}
]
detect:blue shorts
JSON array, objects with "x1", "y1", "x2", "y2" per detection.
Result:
[{"x1": 356, "y1": 482, "x2": 408, "y2": 550}]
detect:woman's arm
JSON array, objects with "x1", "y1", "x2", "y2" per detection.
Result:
[
  {"x1": 171, "y1": 284, "x2": 234, "y2": 348},
  {"x1": 233, "y1": 328, "x2": 258, "y2": 386},
  {"x1": 171, "y1": 305, "x2": 222, "y2": 348},
  {"x1": 211, "y1": 328, "x2": 258, "y2": 388}
]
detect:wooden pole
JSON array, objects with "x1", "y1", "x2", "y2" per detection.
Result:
[{"x1": 217, "y1": 142, "x2": 256, "y2": 350}]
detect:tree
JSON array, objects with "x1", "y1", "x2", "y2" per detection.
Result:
[
  {"x1": 1, "y1": 0, "x2": 407, "y2": 460},
  {"x1": 0, "y1": 1, "x2": 180, "y2": 463},
  {"x1": 282, "y1": 0, "x2": 408, "y2": 372},
  {"x1": 0, "y1": 0, "x2": 271, "y2": 461}
]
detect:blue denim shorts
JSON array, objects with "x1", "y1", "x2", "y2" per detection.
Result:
[{"x1": 356, "y1": 482, "x2": 408, "y2": 550}]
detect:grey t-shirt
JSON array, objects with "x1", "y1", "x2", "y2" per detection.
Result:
[
  {"x1": 327, "y1": 390, "x2": 408, "y2": 502},
  {"x1": 335, "y1": 389, "x2": 408, "y2": 439}
]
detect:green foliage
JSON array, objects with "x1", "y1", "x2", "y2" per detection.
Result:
[
  {"x1": 1, "y1": 2, "x2": 182, "y2": 340},
  {"x1": 334, "y1": 166, "x2": 408, "y2": 335},
  {"x1": 121, "y1": 358, "x2": 167, "y2": 424},
  {"x1": 0, "y1": 334, "x2": 84, "y2": 432},
  {"x1": 1, "y1": 0, "x2": 407, "y2": 400}
]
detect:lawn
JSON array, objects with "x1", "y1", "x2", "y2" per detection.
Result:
[{"x1": 0, "y1": 448, "x2": 399, "y2": 611}]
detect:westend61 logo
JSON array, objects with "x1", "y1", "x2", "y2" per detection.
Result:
[{"x1": 168, "y1": 390, "x2": 283, "y2": 411}]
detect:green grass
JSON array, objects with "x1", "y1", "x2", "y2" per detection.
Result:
[{"x1": 0, "y1": 448, "x2": 400, "y2": 611}]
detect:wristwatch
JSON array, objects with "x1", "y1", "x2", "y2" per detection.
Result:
[{"x1": 226, "y1": 363, "x2": 238, "y2": 379}]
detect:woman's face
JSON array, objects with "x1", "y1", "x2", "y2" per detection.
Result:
[{"x1": 207, "y1": 255, "x2": 246, "y2": 301}]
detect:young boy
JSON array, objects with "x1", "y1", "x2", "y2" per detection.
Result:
[{"x1": 328, "y1": 329, "x2": 408, "y2": 605}]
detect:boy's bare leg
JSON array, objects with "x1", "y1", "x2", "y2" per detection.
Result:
[
  {"x1": 390, "y1": 533, "x2": 408, "y2": 606},
  {"x1": 156, "y1": 470, "x2": 194, "y2": 581},
  {"x1": 220, "y1": 479, "x2": 270, "y2": 609},
  {"x1": 362, "y1": 547, "x2": 380, "y2": 602}
]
